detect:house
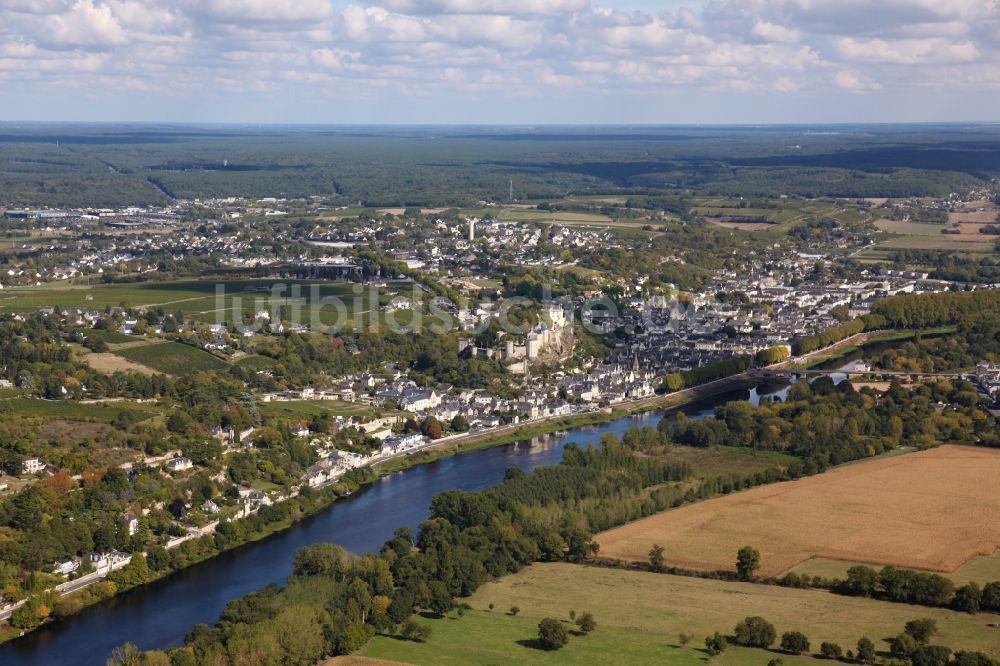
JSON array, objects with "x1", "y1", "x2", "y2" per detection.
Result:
[
  {"x1": 21, "y1": 456, "x2": 44, "y2": 475},
  {"x1": 52, "y1": 558, "x2": 80, "y2": 576},
  {"x1": 201, "y1": 499, "x2": 220, "y2": 515},
  {"x1": 164, "y1": 456, "x2": 193, "y2": 472},
  {"x1": 122, "y1": 513, "x2": 140, "y2": 536},
  {"x1": 379, "y1": 432, "x2": 425, "y2": 456}
]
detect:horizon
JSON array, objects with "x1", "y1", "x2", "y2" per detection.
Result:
[{"x1": 2, "y1": 120, "x2": 1000, "y2": 128}]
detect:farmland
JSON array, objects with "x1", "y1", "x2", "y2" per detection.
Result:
[
  {"x1": 113, "y1": 340, "x2": 228, "y2": 375},
  {"x1": 0, "y1": 279, "x2": 376, "y2": 326},
  {"x1": 871, "y1": 217, "x2": 996, "y2": 252},
  {"x1": 360, "y1": 562, "x2": 1000, "y2": 664},
  {"x1": 596, "y1": 445, "x2": 1000, "y2": 577}
]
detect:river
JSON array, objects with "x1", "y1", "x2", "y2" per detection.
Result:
[{"x1": 1, "y1": 380, "x2": 793, "y2": 665}]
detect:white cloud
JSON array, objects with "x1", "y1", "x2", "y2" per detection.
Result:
[
  {"x1": 1, "y1": 0, "x2": 1000, "y2": 120},
  {"x1": 379, "y1": 0, "x2": 588, "y2": 15},
  {"x1": 833, "y1": 69, "x2": 881, "y2": 92},
  {"x1": 772, "y1": 75, "x2": 799, "y2": 92},
  {"x1": 835, "y1": 36, "x2": 979, "y2": 64},
  {"x1": 44, "y1": 0, "x2": 127, "y2": 49},
  {"x1": 194, "y1": 0, "x2": 334, "y2": 23},
  {"x1": 751, "y1": 20, "x2": 799, "y2": 43}
]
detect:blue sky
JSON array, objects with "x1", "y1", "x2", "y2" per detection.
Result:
[{"x1": 0, "y1": 0, "x2": 996, "y2": 124}]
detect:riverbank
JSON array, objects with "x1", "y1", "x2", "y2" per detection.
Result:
[
  {"x1": 0, "y1": 371, "x2": 766, "y2": 646},
  {"x1": 372, "y1": 373, "x2": 763, "y2": 475}
]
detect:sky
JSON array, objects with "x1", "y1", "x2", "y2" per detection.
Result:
[{"x1": 0, "y1": 0, "x2": 998, "y2": 124}]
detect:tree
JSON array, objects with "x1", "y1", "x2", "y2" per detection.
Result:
[
  {"x1": 952, "y1": 582, "x2": 982, "y2": 613},
  {"x1": 449, "y1": 414, "x2": 469, "y2": 432},
  {"x1": 904, "y1": 618, "x2": 938, "y2": 644},
  {"x1": 510, "y1": 606, "x2": 520, "y2": 616},
  {"x1": 982, "y1": 581, "x2": 1000, "y2": 612},
  {"x1": 537, "y1": 617, "x2": 569, "y2": 650},
  {"x1": 856, "y1": 637, "x2": 876, "y2": 664},
  {"x1": 664, "y1": 373, "x2": 684, "y2": 391},
  {"x1": 840, "y1": 565, "x2": 878, "y2": 597},
  {"x1": 648, "y1": 544, "x2": 666, "y2": 573},
  {"x1": 575, "y1": 612, "x2": 596, "y2": 634},
  {"x1": 780, "y1": 631, "x2": 810, "y2": 654},
  {"x1": 911, "y1": 645, "x2": 952, "y2": 666},
  {"x1": 736, "y1": 546, "x2": 761, "y2": 581},
  {"x1": 106, "y1": 642, "x2": 142, "y2": 666},
  {"x1": 11, "y1": 596, "x2": 50, "y2": 631},
  {"x1": 426, "y1": 580, "x2": 453, "y2": 616},
  {"x1": 292, "y1": 543, "x2": 347, "y2": 578},
  {"x1": 733, "y1": 616, "x2": 776, "y2": 648},
  {"x1": 820, "y1": 642, "x2": 843, "y2": 660},
  {"x1": 705, "y1": 632, "x2": 728, "y2": 656},
  {"x1": 421, "y1": 416, "x2": 443, "y2": 439}
]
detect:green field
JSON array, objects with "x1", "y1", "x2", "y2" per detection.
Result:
[
  {"x1": 0, "y1": 279, "x2": 375, "y2": 326},
  {"x1": 362, "y1": 609, "x2": 814, "y2": 666},
  {"x1": 259, "y1": 399, "x2": 395, "y2": 420},
  {"x1": 498, "y1": 210, "x2": 613, "y2": 224},
  {"x1": 86, "y1": 330, "x2": 141, "y2": 344},
  {"x1": 0, "y1": 397, "x2": 158, "y2": 422},
  {"x1": 788, "y1": 550, "x2": 1000, "y2": 586},
  {"x1": 361, "y1": 563, "x2": 1000, "y2": 665},
  {"x1": 664, "y1": 445, "x2": 798, "y2": 478},
  {"x1": 114, "y1": 341, "x2": 228, "y2": 375}
]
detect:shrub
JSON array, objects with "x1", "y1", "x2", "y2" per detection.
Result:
[
  {"x1": 400, "y1": 618, "x2": 432, "y2": 643},
  {"x1": 891, "y1": 633, "x2": 919, "y2": 658},
  {"x1": 780, "y1": 631, "x2": 810, "y2": 654},
  {"x1": 733, "y1": 616, "x2": 776, "y2": 648},
  {"x1": 537, "y1": 618, "x2": 569, "y2": 650},
  {"x1": 904, "y1": 618, "x2": 938, "y2": 644},
  {"x1": 911, "y1": 645, "x2": 952, "y2": 666},
  {"x1": 856, "y1": 637, "x2": 876, "y2": 664},
  {"x1": 705, "y1": 632, "x2": 728, "y2": 656},
  {"x1": 820, "y1": 642, "x2": 843, "y2": 660},
  {"x1": 575, "y1": 612, "x2": 596, "y2": 634},
  {"x1": 952, "y1": 651, "x2": 999, "y2": 666}
]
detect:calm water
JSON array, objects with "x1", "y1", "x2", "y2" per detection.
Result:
[{"x1": 1, "y1": 381, "x2": 790, "y2": 665}]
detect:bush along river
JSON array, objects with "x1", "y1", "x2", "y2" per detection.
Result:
[{"x1": 0, "y1": 379, "x2": 798, "y2": 665}]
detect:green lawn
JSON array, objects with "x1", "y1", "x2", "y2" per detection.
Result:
[
  {"x1": 114, "y1": 341, "x2": 228, "y2": 375},
  {"x1": 362, "y1": 562, "x2": 1000, "y2": 664},
  {"x1": 362, "y1": 610, "x2": 816, "y2": 666}
]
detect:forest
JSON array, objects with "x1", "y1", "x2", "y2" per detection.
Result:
[{"x1": 3, "y1": 124, "x2": 1000, "y2": 207}]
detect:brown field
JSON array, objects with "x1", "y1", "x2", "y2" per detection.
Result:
[
  {"x1": 708, "y1": 219, "x2": 774, "y2": 231},
  {"x1": 949, "y1": 208, "x2": 997, "y2": 225},
  {"x1": 596, "y1": 445, "x2": 1000, "y2": 577},
  {"x1": 83, "y1": 352, "x2": 158, "y2": 376}
]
